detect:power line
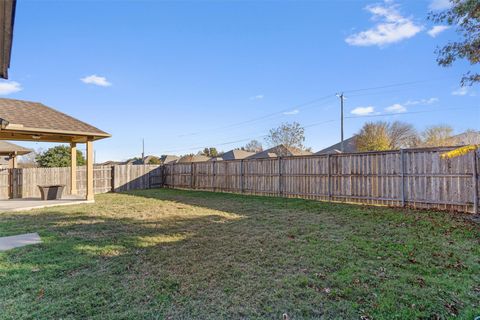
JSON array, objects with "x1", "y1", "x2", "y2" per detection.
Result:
[
  {"x1": 345, "y1": 106, "x2": 476, "y2": 120},
  {"x1": 160, "y1": 106, "x2": 477, "y2": 154},
  {"x1": 176, "y1": 78, "x2": 451, "y2": 139},
  {"x1": 177, "y1": 94, "x2": 337, "y2": 137},
  {"x1": 342, "y1": 79, "x2": 435, "y2": 94}
]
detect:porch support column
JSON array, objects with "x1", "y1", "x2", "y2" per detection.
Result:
[
  {"x1": 86, "y1": 139, "x2": 94, "y2": 201},
  {"x1": 8, "y1": 153, "x2": 17, "y2": 168},
  {"x1": 70, "y1": 142, "x2": 77, "y2": 195}
]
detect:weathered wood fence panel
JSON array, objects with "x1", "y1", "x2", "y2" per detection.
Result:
[
  {"x1": 15, "y1": 165, "x2": 114, "y2": 198},
  {"x1": 0, "y1": 165, "x2": 161, "y2": 199},
  {"x1": 113, "y1": 165, "x2": 161, "y2": 192},
  {"x1": 0, "y1": 169, "x2": 9, "y2": 199},
  {"x1": 163, "y1": 147, "x2": 479, "y2": 213},
  {"x1": 0, "y1": 148, "x2": 478, "y2": 213}
]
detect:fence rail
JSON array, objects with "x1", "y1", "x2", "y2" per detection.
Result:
[{"x1": 163, "y1": 147, "x2": 480, "y2": 214}]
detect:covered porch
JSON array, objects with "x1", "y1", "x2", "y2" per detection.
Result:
[{"x1": 0, "y1": 98, "x2": 111, "y2": 202}]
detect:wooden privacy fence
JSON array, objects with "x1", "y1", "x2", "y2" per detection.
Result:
[
  {"x1": 0, "y1": 165, "x2": 161, "y2": 199},
  {"x1": 163, "y1": 147, "x2": 480, "y2": 214}
]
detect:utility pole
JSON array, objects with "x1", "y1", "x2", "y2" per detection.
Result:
[
  {"x1": 142, "y1": 138, "x2": 145, "y2": 164},
  {"x1": 337, "y1": 93, "x2": 345, "y2": 152}
]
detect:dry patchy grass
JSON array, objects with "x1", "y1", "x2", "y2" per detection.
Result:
[{"x1": 0, "y1": 189, "x2": 479, "y2": 319}]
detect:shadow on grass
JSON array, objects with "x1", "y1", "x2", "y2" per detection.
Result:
[{"x1": 0, "y1": 188, "x2": 478, "y2": 319}]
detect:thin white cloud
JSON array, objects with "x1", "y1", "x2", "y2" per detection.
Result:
[
  {"x1": 404, "y1": 97, "x2": 439, "y2": 105},
  {"x1": 429, "y1": 0, "x2": 452, "y2": 11},
  {"x1": 351, "y1": 106, "x2": 375, "y2": 116},
  {"x1": 427, "y1": 25, "x2": 450, "y2": 37},
  {"x1": 385, "y1": 103, "x2": 407, "y2": 113},
  {"x1": 452, "y1": 87, "x2": 475, "y2": 96},
  {"x1": 345, "y1": 1, "x2": 422, "y2": 47},
  {"x1": 0, "y1": 81, "x2": 22, "y2": 95},
  {"x1": 250, "y1": 94, "x2": 264, "y2": 100},
  {"x1": 283, "y1": 109, "x2": 299, "y2": 115},
  {"x1": 81, "y1": 75, "x2": 112, "y2": 87}
]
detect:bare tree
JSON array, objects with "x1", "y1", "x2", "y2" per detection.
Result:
[
  {"x1": 388, "y1": 121, "x2": 420, "y2": 149},
  {"x1": 244, "y1": 140, "x2": 263, "y2": 152},
  {"x1": 421, "y1": 125, "x2": 454, "y2": 147},
  {"x1": 265, "y1": 122, "x2": 306, "y2": 149},
  {"x1": 17, "y1": 150, "x2": 39, "y2": 168}
]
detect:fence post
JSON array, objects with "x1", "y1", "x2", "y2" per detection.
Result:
[
  {"x1": 472, "y1": 150, "x2": 478, "y2": 214},
  {"x1": 400, "y1": 149, "x2": 406, "y2": 207},
  {"x1": 172, "y1": 163, "x2": 175, "y2": 189},
  {"x1": 327, "y1": 154, "x2": 331, "y2": 200},
  {"x1": 8, "y1": 168, "x2": 13, "y2": 199},
  {"x1": 212, "y1": 161, "x2": 216, "y2": 192},
  {"x1": 190, "y1": 163, "x2": 194, "y2": 189},
  {"x1": 111, "y1": 166, "x2": 115, "y2": 192},
  {"x1": 240, "y1": 160, "x2": 244, "y2": 193},
  {"x1": 278, "y1": 157, "x2": 283, "y2": 197}
]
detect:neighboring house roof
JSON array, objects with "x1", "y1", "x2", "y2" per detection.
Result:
[
  {"x1": 247, "y1": 144, "x2": 312, "y2": 159},
  {"x1": 161, "y1": 155, "x2": 179, "y2": 164},
  {"x1": 315, "y1": 136, "x2": 358, "y2": 155},
  {"x1": 209, "y1": 156, "x2": 223, "y2": 161},
  {"x1": 0, "y1": 98, "x2": 111, "y2": 140},
  {"x1": 97, "y1": 160, "x2": 124, "y2": 166},
  {"x1": 222, "y1": 149, "x2": 255, "y2": 161},
  {"x1": 177, "y1": 154, "x2": 211, "y2": 163},
  {"x1": 0, "y1": 0, "x2": 16, "y2": 79},
  {"x1": 0, "y1": 141, "x2": 32, "y2": 155},
  {"x1": 131, "y1": 155, "x2": 160, "y2": 165},
  {"x1": 449, "y1": 131, "x2": 480, "y2": 145}
]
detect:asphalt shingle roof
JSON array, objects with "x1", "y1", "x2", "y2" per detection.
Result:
[
  {"x1": 0, "y1": 141, "x2": 31, "y2": 155},
  {"x1": 177, "y1": 155, "x2": 211, "y2": 163},
  {"x1": 315, "y1": 136, "x2": 357, "y2": 154},
  {"x1": 247, "y1": 145, "x2": 312, "y2": 159},
  {"x1": 0, "y1": 98, "x2": 110, "y2": 137},
  {"x1": 222, "y1": 149, "x2": 255, "y2": 160}
]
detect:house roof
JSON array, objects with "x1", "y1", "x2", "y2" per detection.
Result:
[
  {"x1": 0, "y1": 141, "x2": 31, "y2": 155},
  {"x1": 177, "y1": 154, "x2": 211, "y2": 163},
  {"x1": 0, "y1": 98, "x2": 111, "y2": 142},
  {"x1": 130, "y1": 155, "x2": 161, "y2": 165},
  {"x1": 0, "y1": 0, "x2": 16, "y2": 79},
  {"x1": 450, "y1": 130, "x2": 480, "y2": 145},
  {"x1": 161, "y1": 155, "x2": 179, "y2": 164},
  {"x1": 222, "y1": 149, "x2": 255, "y2": 161},
  {"x1": 97, "y1": 160, "x2": 124, "y2": 166},
  {"x1": 315, "y1": 136, "x2": 357, "y2": 155},
  {"x1": 247, "y1": 144, "x2": 312, "y2": 159}
]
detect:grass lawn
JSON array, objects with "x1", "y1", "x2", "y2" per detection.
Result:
[{"x1": 0, "y1": 189, "x2": 478, "y2": 319}]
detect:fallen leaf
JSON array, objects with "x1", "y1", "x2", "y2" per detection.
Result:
[{"x1": 37, "y1": 288, "x2": 45, "y2": 299}]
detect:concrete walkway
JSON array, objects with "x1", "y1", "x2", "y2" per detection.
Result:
[
  {"x1": 0, "y1": 233, "x2": 42, "y2": 251},
  {"x1": 0, "y1": 198, "x2": 94, "y2": 212}
]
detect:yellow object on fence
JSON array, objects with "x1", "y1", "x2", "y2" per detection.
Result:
[{"x1": 441, "y1": 145, "x2": 479, "y2": 159}]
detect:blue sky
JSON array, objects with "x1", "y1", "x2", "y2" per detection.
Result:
[{"x1": 3, "y1": 0, "x2": 479, "y2": 162}]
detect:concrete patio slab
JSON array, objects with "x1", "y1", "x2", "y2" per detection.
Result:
[
  {"x1": 0, "y1": 198, "x2": 94, "y2": 212},
  {"x1": 0, "y1": 232, "x2": 42, "y2": 251}
]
